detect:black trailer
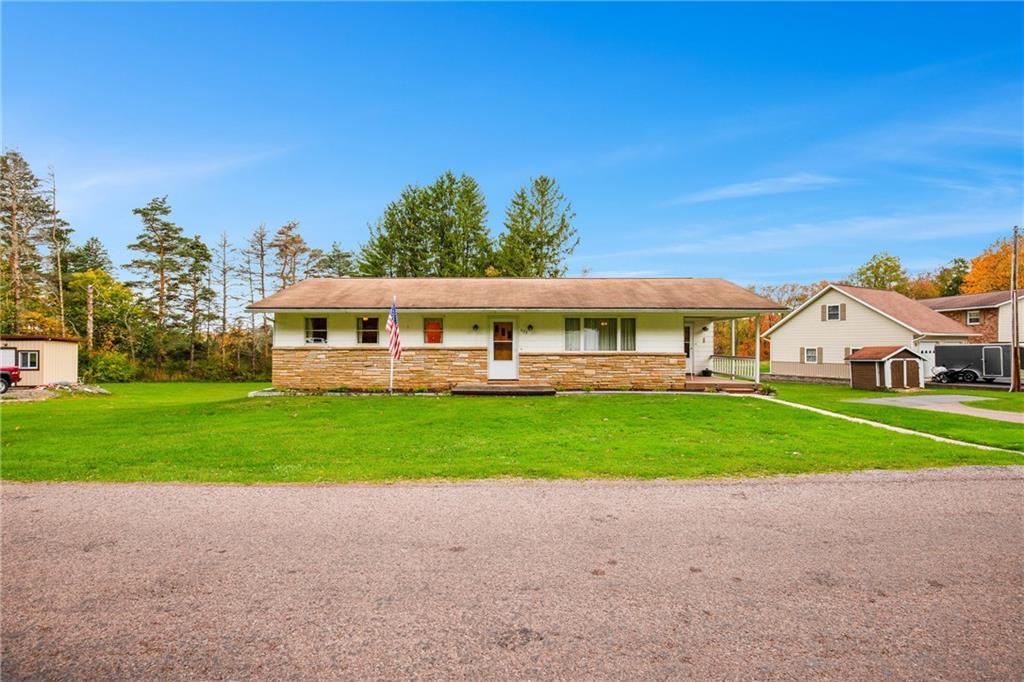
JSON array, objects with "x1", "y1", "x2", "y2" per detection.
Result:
[{"x1": 934, "y1": 344, "x2": 1019, "y2": 383}]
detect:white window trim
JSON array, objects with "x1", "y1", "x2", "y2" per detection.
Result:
[
  {"x1": 563, "y1": 316, "x2": 637, "y2": 352},
  {"x1": 17, "y1": 350, "x2": 39, "y2": 370},
  {"x1": 826, "y1": 304, "x2": 841, "y2": 321},
  {"x1": 304, "y1": 317, "x2": 328, "y2": 344},
  {"x1": 966, "y1": 310, "x2": 981, "y2": 326},
  {"x1": 356, "y1": 316, "x2": 381, "y2": 345},
  {"x1": 804, "y1": 347, "x2": 818, "y2": 363},
  {"x1": 423, "y1": 317, "x2": 444, "y2": 345}
]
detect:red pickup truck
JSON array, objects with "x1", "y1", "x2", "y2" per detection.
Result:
[{"x1": 0, "y1": 366, "x2": 21, "y2": 393}]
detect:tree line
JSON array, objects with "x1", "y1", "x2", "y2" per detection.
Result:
[{"x1": 1, "y1": 151, "x2": 580, "y2": 381}]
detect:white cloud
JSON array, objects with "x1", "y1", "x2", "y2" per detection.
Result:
[{"x1": 667, "y1": 173, "x2": 843, "y2": 205}]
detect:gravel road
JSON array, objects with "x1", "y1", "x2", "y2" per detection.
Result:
[{"x1": 3, "y1": 467, "x2": 1023, "y2": 680}]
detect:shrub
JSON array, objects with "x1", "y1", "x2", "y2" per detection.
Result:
[{"x1": 83, "y1": 351, "x2": 137, "y2": 383}]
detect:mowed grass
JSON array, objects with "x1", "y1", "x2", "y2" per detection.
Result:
[
  {"x1": 773, "y1": 383, "x2": 1024, "y2": 452},
  {"x1": 0, "y1": 383, "x2": 1018, "y2": 483}
]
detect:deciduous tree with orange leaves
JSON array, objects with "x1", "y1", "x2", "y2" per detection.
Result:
[{"x1": 963, "y1": 237, "x2": 1024, "y2": 293}]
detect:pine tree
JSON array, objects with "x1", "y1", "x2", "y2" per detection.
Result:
[
  {"x1": 65, "y1": 237, "x2": 113, "y2": 274},
  {"x1": 358, "y1": 185, "x2": 433, "y2": 277},
  {"x1": 179, "y1": 236, "x2": 214, "y2": 370},
  {"x1": 1, "y1": 150, "x2": 50, "y2": 332},
  {"x1": 126, "y1": 196, "x2": 186, "y2": 370},
  {"x1": 495, "y1": 176, "x2": 578, "y2": 277},
  {"x1": 427, "y1": 171, "x2": 493, "y2": 276},
  {"x1": 306, "y1": 242, "x2": 356, "y2": 277},
  {"x1": 269, "y1": 220, "x2": 309, "y2": 289}
]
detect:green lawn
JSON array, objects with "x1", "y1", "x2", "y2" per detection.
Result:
[
  {"x1": 0, "y1": 383, "x2": 1018, "y2": 483},
  {"x1": 773, "y1": 383, "x2": 1023, "y2": 452}
]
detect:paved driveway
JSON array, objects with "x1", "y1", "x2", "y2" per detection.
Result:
[
  {"x1": 849, "y1": 394, "x2": 1024, "y2": 424},
  {"x1": 3, "y1": 468, "x2": 1023, "y2": 680}
]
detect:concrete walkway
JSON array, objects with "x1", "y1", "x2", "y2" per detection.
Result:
[
  {"x1": 755, "y1": 395, "x2": 1019, "y2": 453},
  {"x1": 849, "y1": 394, "x2": 1024, "y2": 424}
]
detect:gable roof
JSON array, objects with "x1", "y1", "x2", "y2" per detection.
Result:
[
  {"x1": 847, "y1": 345, "x2": 924, "y2": 362},
  {"x1": 248, "y1": 277, "x2": 787, "y2": 312},
  {"x1": 918, "y1": 290, "x2": 1021, "y2": 311},
  {"x1": 763, "y1": 283, "x2": 976, "y2": 338}
]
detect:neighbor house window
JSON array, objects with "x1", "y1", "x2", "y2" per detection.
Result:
[
  {"x1": 304, "y1": 317, "x2": 328, "y2": 344},
  {"x1": 423, "y1": 318, "x2": 444, "y2": 344},
  {"x1": 564, "y1": 318, "x2": 581, "y2": 351},
  {"x1": 564, "y1": 317, "x2": 634, "y2": 351},
  {"x1": 966, "y1": 310, "x2": 981, "y2": 325},
  {"x1": 804, "y1": 347, "x2": 818, "y2": 363},
  {"x1": 826, "y1": 304, "x2": 841, "y2": 321},
  {"x1": 18, "y1": 350, "x2": 39, "y2": 370},
  {"x1": 357, "y1": 317, "x2": 379, "y2": 344}
]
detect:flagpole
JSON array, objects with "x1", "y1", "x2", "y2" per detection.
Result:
[{"x1": 389, "y1": 296, "x2": 396, "y2": 395}]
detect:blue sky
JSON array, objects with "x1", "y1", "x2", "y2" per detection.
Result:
[{"x1": 4, "y1": 2, "x2": 1022, "y2": 284}]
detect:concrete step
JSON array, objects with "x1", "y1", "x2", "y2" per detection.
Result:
[{"x1": 452, "y1": 383, "x2": 557, "y2": 396}]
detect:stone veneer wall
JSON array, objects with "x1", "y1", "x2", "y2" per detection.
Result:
[
  {"x1": 273, "y1": 347, "x2": 487, "y2": 390},
  {"x1": 518, "y1": 352, "x2": 687, "y2": 390},
  {"x1": 273, "y1": 347, "x2": 688, "y2": 390},
  {"x1": 938, "y1": 309, "x2": 998, "y2": 343}
]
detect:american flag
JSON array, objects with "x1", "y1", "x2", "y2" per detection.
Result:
[{"x1": 385, "y1": 298, "x2": 402, "y2": 361}]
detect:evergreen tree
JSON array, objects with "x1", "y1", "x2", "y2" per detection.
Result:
[
  {"x1": 126, "y1": 196, "x2": 186, "y2": 369},
  {"x1": 65, "y1": 237, "x2": 113, "y2": 274},
  {"x1": 0, "y1": 150, "x2": 50, "y2": 332},
  {"x1": 358, "y1": 185, "x2": 433, "y2": 277},
  {"x1": 306, "y1": 242, "x2": 356, "y2": 277},
  {"x1": 495, "y1": 176, "x2": 578, "y2": 277},
  {"x1": 268, "y1": 220, "x2": 309, "y2": 289},
  {"x1": 427, "y1": 171, "x2": 492, "y2": 276},
  {"x1": 179, "y1": 236, "x2": 215, "y2": 370}
]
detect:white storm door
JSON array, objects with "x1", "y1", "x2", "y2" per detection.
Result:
[{"x1": 488, "y1": 320, "x2": 518, "y2": 380}]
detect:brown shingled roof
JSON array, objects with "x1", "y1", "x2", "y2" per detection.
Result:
[
  {"x1": 847, "y1": 346, "x2": 921, "y2": 361},
  {"x1": 249, "y1": 278, "x2": 787, "y2": 312},
  {"x1": 831, "y1": 284, "x2": 975, "y2": 336},
  {"x1": 918, "y1": 290, "x2": 1020, "y2": 311}
]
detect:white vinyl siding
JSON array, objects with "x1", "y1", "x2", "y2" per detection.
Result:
[{"x1": 997, "y1": 299, "x2": 1023, "y2": 343}]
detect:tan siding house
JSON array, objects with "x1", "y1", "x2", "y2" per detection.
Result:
[
  {"x1": 250, "y1": 277, "x2": 785, "y2": 391},
  {"x1": 764, "y1": 284, "x2": 976, "y2": 381},
  {"x1": 0, "y1": 335, "x2": 80, "y2": 386}
]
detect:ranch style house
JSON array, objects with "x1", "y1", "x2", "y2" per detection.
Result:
[{"x1": 248, "y1": 277, "x2": 786, "y2": 391}]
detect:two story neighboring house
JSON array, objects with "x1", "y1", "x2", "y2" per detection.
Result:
[
  {"x1": 918, "y1": 290, "x2": 1024, "y2": 344},
  {"x1": 763, "y1": 284, "x2": 977, "y2": 381}
]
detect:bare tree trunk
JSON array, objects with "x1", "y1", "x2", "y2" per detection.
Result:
[
  {"x1": 86, "y1": 284, "x2": 94, "y2": 350},
  {"x1": 48, "y1": 168, "x2": 66, "y2": 335}
]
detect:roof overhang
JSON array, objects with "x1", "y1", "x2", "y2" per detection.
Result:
[{"x1": 248, "y1": 306, "x2": 785, "y2": 315}]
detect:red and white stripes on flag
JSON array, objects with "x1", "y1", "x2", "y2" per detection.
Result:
[{"x1": 386, "y1": 298, "x2": 402, "y2": 361}]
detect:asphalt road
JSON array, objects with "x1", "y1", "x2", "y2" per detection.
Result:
[{"x1": 3, "y1": 467, "x2": 1023, "y2": 680}]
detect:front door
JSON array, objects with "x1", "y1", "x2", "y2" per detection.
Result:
[{"x1": 488, "y1": 320, "x2": 518, "y2": 380}]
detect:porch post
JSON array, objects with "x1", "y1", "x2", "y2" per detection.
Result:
[
  {"x1": 754, "y1": 314, "x2": 762, "y2": 384},
  {"x1": 730, "y1": 319, "x2": 736, "y2": 357}
]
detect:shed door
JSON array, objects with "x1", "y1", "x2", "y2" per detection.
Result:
[
  {"x1": 905, "y1": 359, "x2": 920, "y2": 388},
  {"x1": 0, "y1": 347, "x2": 15, "y2": 366},
  {"x1": 890, "y1": 360, "x2": 906, "y2": 389}
]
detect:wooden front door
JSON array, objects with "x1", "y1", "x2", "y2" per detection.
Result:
[{"x1": 488, "y1": 320, "x2": 518, "y2": 380}]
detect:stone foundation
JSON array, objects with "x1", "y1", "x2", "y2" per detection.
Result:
[
  {"x1": 519, "y1": 352, "x2": 687, "y2": 390},
  {"x1": 273, "y1": 347, "x2": 488, "y2": 391},
  {"x1": 272, "y1": 347, "x2": 688, "y2": 391}
]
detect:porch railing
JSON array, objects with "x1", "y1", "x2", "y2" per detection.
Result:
[{"x1": 710, "y1": 355, "x2": 757, "y2": 380}]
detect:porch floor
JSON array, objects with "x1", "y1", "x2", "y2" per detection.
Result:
[{"x1": 681, "y1": 375, "x2": 758, "y2": 393}]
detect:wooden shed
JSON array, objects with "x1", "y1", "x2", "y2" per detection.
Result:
[
  {"x1": 846, "y1": 346, "x2": 924, "y2": 391},
  {"x1": 0, "y1": 335, "x2": 80, "y2": 387}
]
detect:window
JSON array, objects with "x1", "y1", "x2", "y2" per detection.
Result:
[
  {"x1": 564, "y1": 318, "x2": 581, "y2": 351},
  {"x1": 564, "y1": 317, "x2": 635, "y2": 351},
  {"x1": 18, "y1": 350, "x2": 39, "y2": 370},
  {"x1": 826, "y1": 304, "x2": 841, "y2": 321},
  {"x1": 804, "y1": 347, "x2": 818, "y2": 363},
  {"x1": 423, "y1": 318, "x2": 444, "y2": 344},
  {"x1": 304, "y1": 317, "x2": 328, "y2": 344},
  {"x1": 966, "y1": 310, "x2": 981, "y2": 325},
  {"x1": 620, "y1": 318, "x2": 636, "y2": 351},
  {"x1": 357, "y1": 317, "x2": 379, "y2": 344},
  {"x1": 584, "y1": 318, "x2": 617, "y2": 351}
]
